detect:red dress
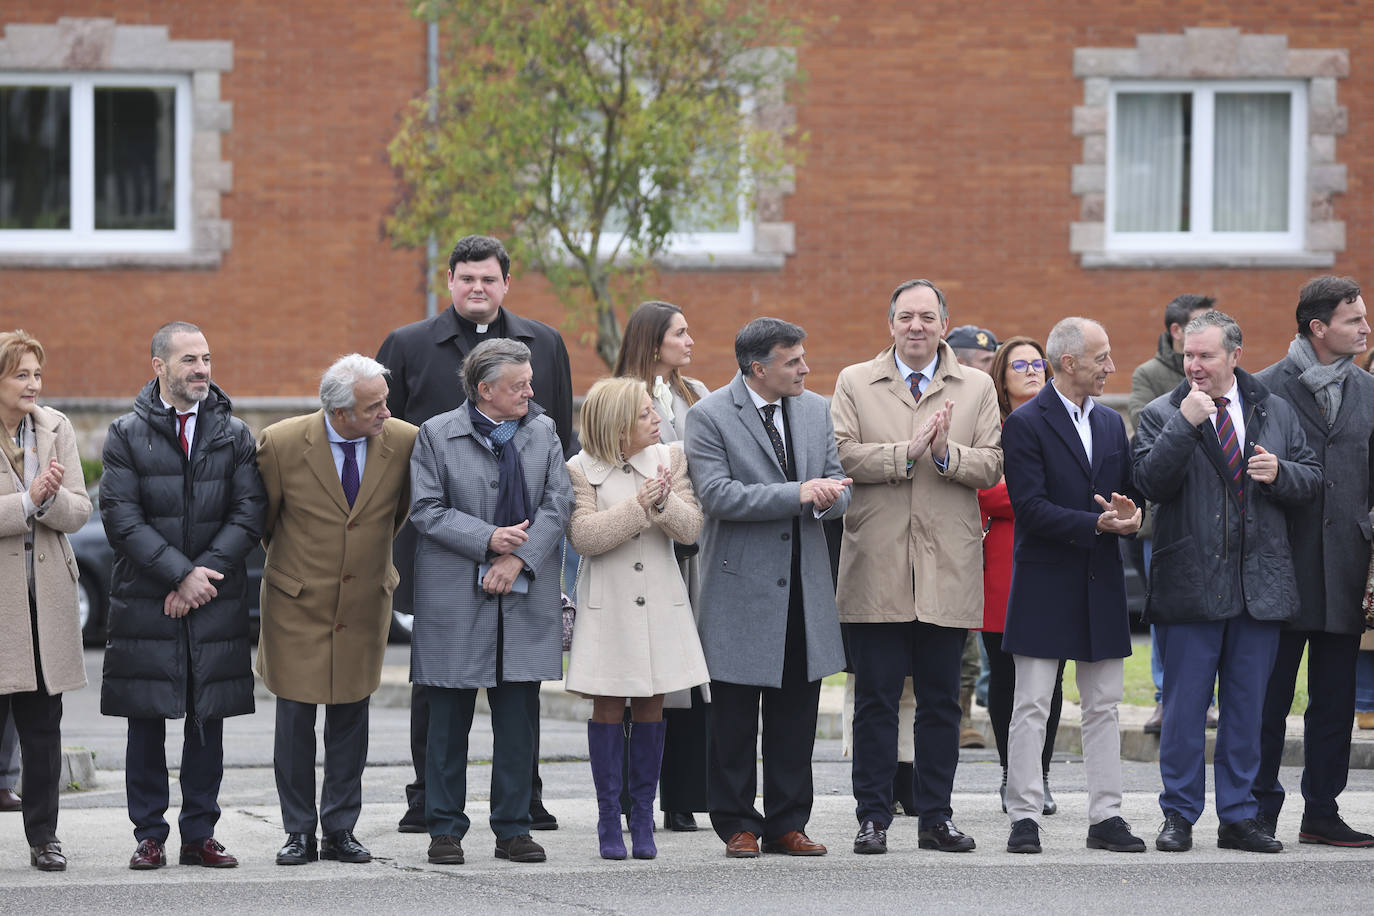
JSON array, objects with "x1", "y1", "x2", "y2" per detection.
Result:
[{"x1": 978, "y1": 479, "x2": 1014, "y2": 633}]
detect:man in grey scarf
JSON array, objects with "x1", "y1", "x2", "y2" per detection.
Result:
[{"x1": 1254, "y1": 275, "x2": 1374, "y2": 848}]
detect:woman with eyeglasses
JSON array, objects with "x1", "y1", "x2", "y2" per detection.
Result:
[{"x1": 977, "y1": 337, "x2": 1066, "y2": 816}]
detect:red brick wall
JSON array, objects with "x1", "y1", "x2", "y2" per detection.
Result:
[{"x1": 4, "y1": 4, "x2": 1372, "y2": 400}]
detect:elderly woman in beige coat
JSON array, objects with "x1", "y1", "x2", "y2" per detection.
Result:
[
  {"x1": 0, "y1": 330, "x2": 92, "y2": 872},
  {"x1": 565, "y1": 377, "x2": 707, "y2": 861}
]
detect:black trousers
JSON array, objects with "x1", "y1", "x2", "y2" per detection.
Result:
[
  {"x1": 708, "y1": 575, "x2": 819, "y2": 843},
  {"x1": 408, "y1": 684, "x2": 546, "y2": 816},
  {"x1": 981, "y1": 631, "x2": 1064, "y2": 773},
  {"x1": 274, "y1": 697, "x2": 369, "y2": 835},
  {"x1": 0, "y1": 688, "x2": 63, "y2": 847},
  {"x1": 126, "y1": 711, "x2": 224, "y2": 845},
  {"x1": 660, "y1": 687, "x2": 710, "y2": 812},
  {"x1": 1255, "y1": 628, "x2": 1361, "y2": 821},
  {"x1": 848, "y1": 619, "x2": 965, "y2": 829}
]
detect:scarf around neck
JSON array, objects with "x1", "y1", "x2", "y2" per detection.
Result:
[
  {"x1": 467, "y1": 401, "x2": 529, "y2": 528},
  {"x1": 1288, "y1": 335, "x2": 1351, "y2": 427}
]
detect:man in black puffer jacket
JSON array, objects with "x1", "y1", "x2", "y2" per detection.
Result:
[{"x1": 100, "y1": 321, "x2": 266, "y2": 871}]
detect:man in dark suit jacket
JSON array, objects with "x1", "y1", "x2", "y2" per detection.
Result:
[
  {"x1": 685, "y1": 317, "x2": 852, "y2": 859},
  {"x1": 1253, "y1": 276, "x2": 1374, "y2": 848},
  {"x1": 375, "y1": 235, "x2": 573, "y2": 832},
  {"x1": 1000, "y1": 317, "x2": 1143, "y2": 855}
]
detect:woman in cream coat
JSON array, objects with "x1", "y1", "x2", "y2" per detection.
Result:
[
  {"x1": 612, "y1": 299, "x2": 711, "y2": 832},
  {"x1": 566, "y1": 377, "x2": 707, "y2": 861},
  {"x1": 0, "y1": 330, "x2": 92, "y2": 872}
]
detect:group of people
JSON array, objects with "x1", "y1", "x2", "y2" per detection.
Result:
[{"x1": 2, "y1": 232, "x2": 1372, "y2": 873}]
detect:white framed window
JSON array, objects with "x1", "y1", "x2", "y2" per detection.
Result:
[
  {"x1": 1106, "y1": 80, "x2": 1306, "y2": 254},
  {"x1": 0, "y1": 71, "x2": 192, "y2": 253}
]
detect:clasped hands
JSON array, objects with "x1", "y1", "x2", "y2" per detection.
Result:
[
  {"x1": 28, "y1": 457, "x2": 64, "y2": 506},
  {"x1": 800, "y1": 476, "x2": 853, "y2": 511},
  {"x1": 484, "y1": 519, "x2": 531, "y2": 594},
  {"x1": 635, "y1": 463, "x2": 672, "y2": 514},
  {"x1": 908, "y1": 399, "x2": 955, "y2": 465},
  {"x1": 1180, "y1": 381, "x2": 1279, "y2": 483},
  {"x1": 1094, "y1": 492, "x2": 1142, "y2": 535},
  {"x1": 163, "y1": 565, "x2": 224, "y2": 618}
]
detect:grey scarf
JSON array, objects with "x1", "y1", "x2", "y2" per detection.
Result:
[{"x1": 1288, "y1": 335, "x2": 1352, "y2": 427}]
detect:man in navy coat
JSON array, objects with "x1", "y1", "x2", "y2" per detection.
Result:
[{"x1": 1000, "y1": 317, "x2": 1144, "y2": 855}]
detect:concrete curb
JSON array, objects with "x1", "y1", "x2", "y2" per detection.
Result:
[
  {"x1": 24, "y1": 749, "x2": 98, "y2": 795},
  {"x1": 352, "y1": 667, "x2": 1374, "y2": 769}
]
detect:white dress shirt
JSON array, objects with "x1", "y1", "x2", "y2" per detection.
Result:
[
  {"x1": 161, "y1": 396, "x2": 199, "y2": 454},
  {"x1": 1051, "y1": 379, "x2": 1095, "y2": 465}
]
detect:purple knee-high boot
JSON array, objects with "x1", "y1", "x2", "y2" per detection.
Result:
[
  {"x1": 627, "y1": 720, "x2": 667, "y2": 860},
  {"x1": 587, "y1": 721, "x2": 627, "y2": 859}
]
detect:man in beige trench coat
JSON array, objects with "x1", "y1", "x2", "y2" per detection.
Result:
[
  {"x1": 256, "y1": 354, "x2": 418, "y2": 866},
  {"x1": 831, "y1": 279, "x2": 1002, "y2": 855}
]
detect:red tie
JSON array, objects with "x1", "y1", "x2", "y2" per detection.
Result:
[
  {"x1": 177, "y1": 412, "x2": 192, "y2": 458},
  {"x1": 1213, "y1": 397, "x2": 1243, "y2": 504}
]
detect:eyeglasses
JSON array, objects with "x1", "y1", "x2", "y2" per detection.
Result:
[{"x1": 1011, "y1": 359, "x2": 1048, "y2": 373}]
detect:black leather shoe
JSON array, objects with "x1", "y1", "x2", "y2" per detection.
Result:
[
  {"x1": 1219, "y1": 818, "x2": 1282, "y2": 853},
  {"x1": 1256, "y1": 812, "x2": 1278, "y2": 840},
  {"x1": 30, "y1": 841, "x2": 66, "y2": 872},
  {"x1": 1007, "y1": 818, "x2": 1041, "y2": 854},
  {"x1": 917, "y1": 819, "x2": 975, "y2": 852},
  {"x1": 1087, "y1": 816, "x2": 1146, "y2": 852},
  {"x1": 322, "y1": 830, "x2": 372, "y2": 863},
  {"x1": 1156, "y1": 813, "x2": 1193, "y2": 851},
  {"x1": 397, "y1": 807, "x2": 427, "y2": 834},
  {"x1": 276, "y1": 832, "x2": 318, "y2": 865},
  {"x1": 0, "y1": 788, "x2": 21, "y2": 812},
  {"x1": 664, "y1": 811, "x2": 698, "y2": 832},
  {"x1": 1299, "y1": 814, "x2": 1374, "y2": 848},
  {"x1": 1041, "y1": 775, "x2": 1057, "y2": 816},
  {"x1": 853, "y1": 820, "x2": 887, "y2": 855},
  {"x1": 495, "y1": 834, "x2": 546, "y2": 862},
  {"x1": 529, "y1": 800, "x2": 558, "y2": 831}
]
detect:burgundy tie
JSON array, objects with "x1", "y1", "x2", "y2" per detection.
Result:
[
  {"x1": 908, "y1": 373, "x2": 923, "y2": 403},
  {"x1": 177, "y1": 413, "x2": 192, "y2": 458},
  {"x1": 1213, "y1": 397, "x2": 1243, "y2": 504}
]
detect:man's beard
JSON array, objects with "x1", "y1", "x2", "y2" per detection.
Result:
[{"x1": 168, "y1": 374, "x2": 209, "y2": 403}]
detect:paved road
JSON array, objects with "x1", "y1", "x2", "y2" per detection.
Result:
[{"x1": 3, "y1": 649, "x2": 1372, "y2": 913}]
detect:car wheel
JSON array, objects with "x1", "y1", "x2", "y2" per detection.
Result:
[
  {"x1": 76, "y1": 573, "x2": 105, "y2": 645},
  {"x1": 389, "y1": 609, "x2": 413, "y2": 643}
]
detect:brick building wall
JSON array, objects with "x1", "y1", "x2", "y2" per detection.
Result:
[{"x1": 3, "y1": 3, "x2": 1372, "y2": 414}]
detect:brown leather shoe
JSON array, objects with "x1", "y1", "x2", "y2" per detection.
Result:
[
  {"x1": 129, "y1": 838, "x2": 166, "y2": 870},
  {"x1": 30, "y1": 841, "x2": 66, "y2": 872},
  {"x1": 179, "y1": 837, "x2": 239, "y2": 868},
  {"x1": 761, "y1": 830, "x2": 827, "y2": 856},
  {"x1": 1143, "y1": 703, "x2": 1164, "y2": 735},
  {"x1": 725, "y1": 831, "x2": 760, "y2": 858},
  {"x1": 0, "y1": 788, "x2": 20, "y2": 812}
]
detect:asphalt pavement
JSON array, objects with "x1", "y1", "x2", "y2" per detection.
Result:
[{"x1": 2, "y1": 648, "x2": 1373, "y2": 913}]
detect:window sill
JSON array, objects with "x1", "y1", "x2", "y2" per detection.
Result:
[
  {"x1": 0, "y1": 251, "x2": 223, "y2": 270},
  {"x1": 1079, "y1": 251, "x2": 1336, "y2": 270},
  {"x1": 654, "y1": 250, "x2": 786, "y2": 271}
]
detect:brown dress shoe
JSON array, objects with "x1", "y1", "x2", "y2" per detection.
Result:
[
  {"x1": 31, "y1": 841, "x2": 66, "y2": 872},
  {"x1": 0, "y1": 788, "x2": 20, "y2": 811},
  {"x1": 129, "y1": 838, "x2": 166, "y2": 870},
  {"x1": 761, "y1": 830, "x2": 827, "y2": 856},
  {"x1": 179, "y1": 837, "x2": 239, "y2": 868},
  {"x1": 725, "y1": 831, "x2": 760, "y2": 858}
]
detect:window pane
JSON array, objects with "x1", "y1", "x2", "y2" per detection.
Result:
[
  {"x1": 0, "y1": 86, "x2": 71, "y2": 229},
  {"x1": 1113, "y1": 93, "x2": 1189, "y2": 232},
  {"x1": 1213, "y1": 93, "x2": 1289, "y2": 232},
  {"x1": 95, "y1": 87, "x2": 175, "y2": 230}
]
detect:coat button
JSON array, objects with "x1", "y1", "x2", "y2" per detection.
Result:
[
  {"x1": 623, "y1": 466, "x2": 632, "y2": 473},
  {"x1": 780, "y1": 532, "x2": 790, "y2": 541},
  {"x1": 335, "y1": 623, "x2": 346, "y2": 632},
  {"x1": 37, "y1": 553, "x2": 45, "y2": 561},
  {"x1": 347, "y1": 521, "x2": 358, "y2": 529},
  {"x1": 633, "y1": 562, "x2": 643, "y2": 571},
  {"x1": 635, "y1": 596, "x2": 646, "y2": 606},
  {"x1": 777, "y1": 578, "x2": 787, "y2": 587},
  {"x1": 343, "y1": 574, "x2": 355, "y2": 582},
  {"x1": 490, "y1": 480, "x2": 499, "y2": 489}
]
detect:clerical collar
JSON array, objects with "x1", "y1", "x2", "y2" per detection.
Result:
[{"x1": 454, "y1": 308, "x2": 505, "y2": 337}]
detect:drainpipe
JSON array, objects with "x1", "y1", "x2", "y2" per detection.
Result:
[{"x1": 425, "y1": 18, "x2": 440, "y2": 317}]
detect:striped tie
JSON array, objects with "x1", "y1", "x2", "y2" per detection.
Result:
[
  {"x1": 908, "y1": 372, "x2": 923, "y2": 403},
  {"x1": 1214, "y1": 397, "x2": 1243, "y2": 504}
]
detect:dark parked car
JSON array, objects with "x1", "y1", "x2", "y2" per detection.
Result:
[{"x1": 71, "y1": 487, "x2": 411, "y2": 645}]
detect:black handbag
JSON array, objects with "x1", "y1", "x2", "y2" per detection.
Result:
[{"x1": 673, "y1": 540, "x2": 699, "y2": 561}]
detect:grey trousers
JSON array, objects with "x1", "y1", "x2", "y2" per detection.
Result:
[
  {"x1": 274, "y1": 697, "x2": 370, "y2": 835},
  {"x1": 1007, "y1": 655, "x2": 1124, "y2": 826}
]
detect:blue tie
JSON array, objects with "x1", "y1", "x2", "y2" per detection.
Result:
[{"x1": 340, "y1": 441, "x2": 359, "y2": 508}]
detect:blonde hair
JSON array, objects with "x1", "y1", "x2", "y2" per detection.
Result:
[
  {"x1": 0, "y1": 329, "x2": 45, "y2": 380},
  {"x1": 579, "y1": 377, "x2": 650, "y2": 465}
]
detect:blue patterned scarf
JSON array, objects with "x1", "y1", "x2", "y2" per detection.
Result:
[{"x1": 468, "y1": 401, "x2": 529, "y2": 528}]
